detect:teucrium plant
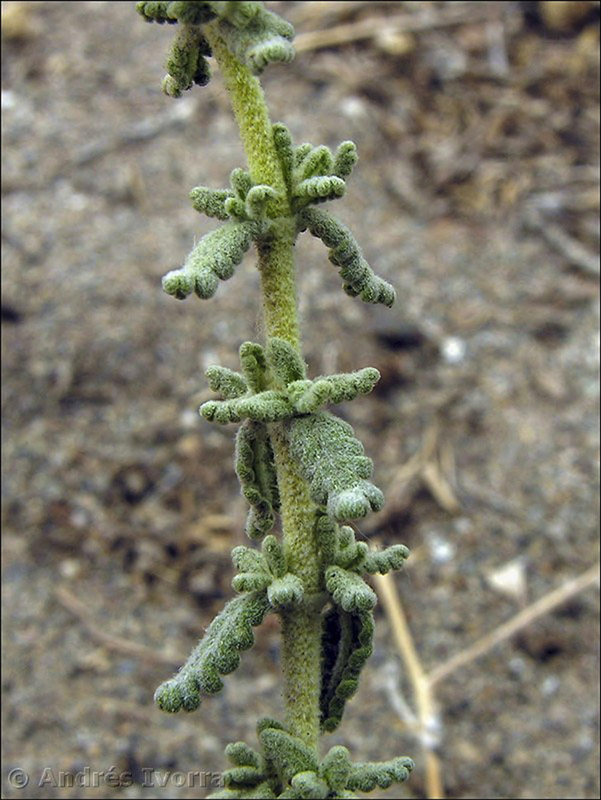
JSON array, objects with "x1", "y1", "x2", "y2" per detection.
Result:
[{"x1": 137, "y1": 2, "x2": 413, "y2": 797}]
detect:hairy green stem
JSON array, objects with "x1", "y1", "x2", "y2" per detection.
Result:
[
  {"x1": 204, "y1": 22, "x2": 287, "y2": 208},
  {"x1": 270, "y1": 423, "x2": 321, "y2": 750},
  {"x1": 256, "y1": 221, "x2": 300, "y2": 350},
  {"x1": 205, "y1": 22, "x2": 322, "y2": 751}
]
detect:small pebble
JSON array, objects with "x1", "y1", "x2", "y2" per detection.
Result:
[
  {"x1": 541, "y1": 675, "x2": 561, "y2": 696},
  {"x1": 428, "y1": 533, "x2": 456, "y2": 565},
  {"x1": 441, "y1": 336, "x2": 467, "y2": 364},
  {"x1": 509, "y1": 657, "x2": 526, "y2": 676},
  {"x1": 59, "y1": 558, "x2": 82, "y2": 579},
  {"x1": 339, "y1": 95, "x2": 367, "y2": 120},
  {"x1": 1, "y1": 90, "x2": 17, "y2": 110}
]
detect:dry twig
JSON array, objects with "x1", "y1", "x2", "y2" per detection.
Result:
[
  {"x1": 524, "y1": 208, "x2": 600, "y2": 276},
  {"x1": 427, "y1": 562, "x2": 600, "y2": 687},
  {"x1": 72, "y1": 96, "x2": 201, "y2": 167},
  {"x1": 55, "y1": 586, "x2": 182, "y2": 669},
  {"x1": 373, "y1": 571, "x2": 445, "y2": 800},
  {"x1": 294, "y1": 3, "x2": 503, "y2": 53},
  {"x1": 384, "y1": 419, "x2": 461, "y2": 519}
]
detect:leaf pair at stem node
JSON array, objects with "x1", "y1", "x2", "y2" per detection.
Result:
[
  {"x1": 162, "y1": 121, "x2": 395, "y2": 308},
  {"x1": 210, "y1": 717, "x2": 413, "y2": 798},
  {"x1": 201, "y1": 337, "x2": 384, "y2": 527}
]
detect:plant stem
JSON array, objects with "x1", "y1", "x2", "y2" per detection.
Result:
[
  {"x1": 204, "y1": 23, "x2": 287, "y2": 206},
  {"x1": 204, "y1": 23, "x2": 322, "y2": 752},
  {"x1": 270, "y1": 422, "x2": 322, "y2": 750}
]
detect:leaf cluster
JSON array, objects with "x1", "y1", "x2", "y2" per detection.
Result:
[
  {"x1": 200, "y1": 339, "x2": 379, "y2": 426},
  {"x1": 208, "y1": 718, "x2": 414, "y2": 799},
  {"x1": 163, "y1": 121, "x2": 394, "y2": 308},
  {"x1": 199, "y1": 337, "x2": 384, "y2": 525},
  {"x1": 137, "y1": 1, "x2": 294, "y2": 95},
  {"x1": 315, "y1": 516, "x2": 409, "y2": 730},
  {"x1": 232, "y1": 535, "x2": 305, "y2": 608}
]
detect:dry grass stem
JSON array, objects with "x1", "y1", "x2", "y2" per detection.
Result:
[
  {"x1": 427, "y1": 562, "x2": 601, "y2": 687},
  {"x1": 386, "y1": 420, "x2": 461, "y2": 517},
  {"x1": 56, "y1": 586, "x2": 182, "y2": 669},
  {"x1": 524, "y1": 208, "x2": 600, "y2": 276},
  {"x1": 373, "y1": 572, "x2": 445, "y2": 800},
  {"x1": 294, "y1": 2, "x2": 503, "y2": 53}
]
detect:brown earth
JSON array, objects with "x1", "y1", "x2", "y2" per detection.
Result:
[{"x1": 1, "y1": 2, "x2": 599, "y2": 799}]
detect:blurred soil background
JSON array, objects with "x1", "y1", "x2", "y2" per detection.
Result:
[{"x1": 1, "y1": 1, "x2": 600, "y2": 798}]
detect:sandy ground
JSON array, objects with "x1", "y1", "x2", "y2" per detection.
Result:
[{"x1": 2, "y1": 2, "x2": 600, "y2": 798}]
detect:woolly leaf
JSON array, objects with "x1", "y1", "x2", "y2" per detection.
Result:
[
  {"x1": 318, "y1": 746, "x2": 351, "y2": 794},
  {"x1": 259, "y1": 728, "x2": 318, "y2": 785},
  {"x1": 329, "y1": 482, "x2": 384, "y2": 522},
  {"x1": 224, "y1": 196, "x2": 248, "y2": 220},
  {"x1": 154, "y1": 591, "x2": 270, "y2": 712},
  {"x1": 218, "y1": 6, "x2": 294, "y2": 74},
  {"x1": 232, "y1": 571, "x2": 273, "y2": 593},
  {"x1": 234, "y1": 420, "x2": 279, "y2": 539},
  {"x1": 202, "y1": 352, "x2": 380, "y2": 424},
  {"x1": 219, "y1": 1, "x2": 263, "y2": 28},
  {"x1": 225, "y1": 741, "x2": 263, "y2": 769},
  {"x1": 363, "y1": 544, "x2": 410, "y2": 575},
  {"x1": 214, "y1": 720, "x2": 409, "y2": 799},
  {"x1": 346, "y1": 757, "x2": 414, "y2": 792},
  {"x1": 337, "y1": 526, "x2": 355, "y2": 551},
  {"x1": 290, "y1": 771, "x2": 329, "y2": 799},
  {"x1": 335, "y1": 539, "x2": 369, "y2": 572},
  {"x1": 319, "y1": 605, "x2": 374, "y2": 732},
  {"x1": 325, "y1": 566, "x2": 377, "y2": 613},
  {"x1": 231, "y1": 537, "x2": 304, "y2": 605},
  {"x1": 284, "y1": 412, "x2": 384, "y2": 521},
  {"x1": 295, "y1": 145, "x2": 334, "y2": 182},
  {"x1": 332, "y1": 141, "x2": 358, "y2": 180},
  {"x1": 200, "y1": 399, "x2": 240, "y2": 424},
  {"x1": 294, "y1": 175, "x2": 346, "y2": 206},
  {"x1": 160, "y1": 269, "x2": 194, "y2": 299},
  {"x1": 201, "y1": 390, "x2": 294, "y2": 424},
  {"x1": 136, "y1": 1, "x2": 173, "y2": 24},
  {"x1": 190, "y1": 186, "x2": 233, "y2": 220},
  {"x1": 136, "y1": 1, "x2": 216, "y2": 26},
  {"x1": 267, "y1": 573, "x2": 304, "y2": 608},
  {"x1": 232, "y1": 544, "x2": 267, "y2": 575},
  {"x1": 287, "y1": 368, "x2": 380, "y2": 414},
  {"x1": 166, "y1": 1, "x2": 217, "y2": 26},
  {"x1": 223, "y1": 766, "x2": 267, "y2": 788},
  {"x1": 314, "y1": 514, "x2": 339, "y2": 568},
  {"x1": 262, "y1": 534, "x2": 286, "y2": 578},
  {"x1": 273, "y1": 123, "x2": 295, "y2": 192},
  {"x1": 205, "y1": 365, "x2": 248, "y2": 399},
  {"x1": 294, "y1": 143, "x2": 314, "y2": 167},
  {"x1": 246, "y1": 184, "x2": 279, "y2": 219},
  {"x1": 270, "y1": 129, "x2": 359, "y2": 211},
  {"x1": 299, "y1": 207, "x2": 396, "y2": 308},
  {"x1": 257, "y1": 716, "x2": 287, "y2": 735},
  {"x1": 162, "y1": 25, "x2": 211, "y2": 96},
  {"x1": 230, "y1": 167, "x2": 254, "y2": 200},
  {"x1": 266, "y1": 337, "x2": 306, "y2": 386},
  {"x1": 239, "y1": 341, "x2": 268, "y2": 393},
  {"x1": 162, "y1": 221, "x2": 254, "y2": 300},
  {"x1": 315, "y1": 517, "x2": 369, "y2": 571},
  {"x1": 209, "y1": 785, "x2": 276, "y2": 800}
]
